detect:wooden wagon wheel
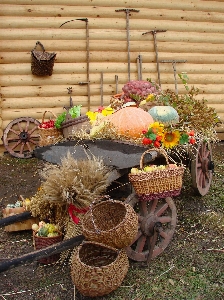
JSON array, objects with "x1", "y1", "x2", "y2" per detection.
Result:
[
  {"x1": 125, "y1": 194, "x2": 177, "y2": 262},
  {"x1": 191, "y1": 141, "x2": 214, "y2": 196},
  {"x1": 3, "y1": 117, "x2": 40, "y2": 159}
]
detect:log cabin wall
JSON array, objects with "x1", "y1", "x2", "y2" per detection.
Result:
[{"x1": 0, "y1": 0, "x2": 224, "y2": 155}]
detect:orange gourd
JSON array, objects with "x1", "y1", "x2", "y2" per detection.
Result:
[{"x1": 106, "y1": 106, "x2": 154, "y2": 138}]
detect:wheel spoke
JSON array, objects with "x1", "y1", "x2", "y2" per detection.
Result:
[
  {"x1": 155, "y1": 203, "x2": 168, "y2": 217},
  {"x1": 158, "y1": 216, "x2": 172, "y2": 223},
  {"x1": 17, "y1": 121, "x2": 23, "y2": 133},
  {"x1": 10, "y1": 139, "x2": 22, "y2": 150},
  {"x1": 19, "y1": 143, "x2": 25, "y2": 154},
  {"x1": 132, "y1": 229, "x2": 143, "y2": 244},
  {"x1": 29, "y1": 125, "x2": 39, "y2": 135},
  {"x1": 139, "y1": 201, "x2": 148, "y2": 217},
  {"x1": 28, "y1": 138, "x2": 39, "y2": 145},
  {"x1": 148, "y1": 199, "x2": 158, "y2": 214},
  {"x1": 135, "y1": 235, "x2": 147, "y2": 253},
  {"x1": 26, "y1": 142, "x2": 32, "y2": 152},
  {"x1": 25, "y1": 120, "x2": 30, "y2": 132},
  {"x1": 6, "y1": 137, "x2": 20, "y2": 142},
  {"x1": 159, "y1": 229, "x2": 168, "y2": 240},
  {"x1": 9, "y1": 128, "x2": 20, "y2": 136}
]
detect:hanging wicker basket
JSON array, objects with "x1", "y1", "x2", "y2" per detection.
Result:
[
  {"x1": 33, "y1": 231, "x2": 63, "y2": 264},
  {"x1": 128, "y1": 148, "x2": 185, "y2": 201},
  {"x1": 71, "y1": 241, "x2": 129, "y2": 297},
  {"x1": 31, "y1": 41, "x2": 56, "y2": 76},
  {"x1": 38, "y1": 111, "x2": 62, "y2": 147},
  {"x1": 81, "y1": 198, "x2": 138, "y2": 249}
]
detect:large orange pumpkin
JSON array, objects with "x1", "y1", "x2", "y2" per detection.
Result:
[{"x1": 106, "y1": 106, "x2": 154, "y2": 138}]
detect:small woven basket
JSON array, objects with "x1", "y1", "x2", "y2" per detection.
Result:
[
  {"x1": 31, "y1": 41, "x2": 56, "y2": 76},
  {"x1": 61, "y1": 114, "x2": 90, "y2": 138},
  {"x1": 33, "y1": 231, "x2": 63, "y2": 264},
  {"x1": 71, "y1": 241, "x2": 129, "y2": 297},
  {"x1": 38, "y1": 111, "x2": 62, "y2": 147},
  {"x1": 81, "y1": 198, "x2": 138, "y2": 249},
  {"x1": 128, "y1": 148, "x2": 185, "y2": 201}
]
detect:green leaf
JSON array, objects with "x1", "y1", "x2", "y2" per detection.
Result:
[{"x1": 69, "y1": 105, "x2": 82, "y2": 118}]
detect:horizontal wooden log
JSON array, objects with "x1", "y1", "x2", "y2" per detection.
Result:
[
  {"x1": 2, "y1": 60, "x2": 224, "y2": 76},
  {"x1": 1, "y1": 16, "x2": 224, "y2": 34},
  {"x1": 1, "y1": 73, "x2": 224, "y2": 88},
  {"x1": 0, "y1": 38, "x2": 223, "y2": 55},
  {"x1": 0, "y1": 51, "x2": 224, "y2": 66},
  {"x1": 1, "y1": 0, "x2": 224, "y2": 13},
  {"x1": 2, "y1": 95, "x2": 109, "y2": 109},
  {"x1": 1, "y1": 5, "x2": 224, "y2": 23},
  {"x1": 2, "y1": 93, "x2": 224, "y2": 111},
  {"x1": 0, "y1": 211, "x2": 32, "y2": 227},
  {"x1": 0, "y1": 235, "x2": 85, "y2": 273},
  {"x1": 2, "y1": 83, "x2": 224, "y2": 99},
  {"x1": 3, "y1": 52, "x2": 224, "y2": 67}
]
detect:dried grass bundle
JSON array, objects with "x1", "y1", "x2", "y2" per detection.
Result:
[
  {"x1": 40, "y1": 152, "x2": 111, "y2": 208},
  {"x1": 30, "y1": 152, "x2": 111, "y2": 227}
]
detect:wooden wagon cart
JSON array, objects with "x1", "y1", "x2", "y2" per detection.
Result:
[{"x1": 0, "y1": 133, "x2": 214, "y2": 272}]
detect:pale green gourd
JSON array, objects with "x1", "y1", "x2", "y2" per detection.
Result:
[{"x1": 148, "y1": 106, "x2": 179, "y2": 125}]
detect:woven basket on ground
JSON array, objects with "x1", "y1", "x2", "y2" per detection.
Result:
[
  {"x1": 33, "y1": 231, "x2": 63, "y2": 264},
  {"x1": 38, "y1": 111, "x2": 62, "y2": 147},
  {"x1": 31, "y1": 41, "x2": 56, "y2": 76},
  {"x1": 81, "y1": 199, "x2": 138, "y2": 249},
  {"x1": 128, "y1": 148, "x2": 185, "y2": 201},
  {"x1": 71, "y1": 241, "x2": 129, "y2": 297}
]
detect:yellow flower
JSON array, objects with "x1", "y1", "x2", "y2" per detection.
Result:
[
  {"x1": 86, "y1": 111, "x2": 98, "y2": 123},
  {"x1": 101, "y1": 107, "x2": 114, "y2": 116},
  {"x1": 162, "y1": 130, "x2": 180, "y2": 148},
  {"x1": 145, "y1": 94, "x2": 155, "y2": 102},
  {"x1": 149, "y1": 122, "x2": 164, "y2": 134}
]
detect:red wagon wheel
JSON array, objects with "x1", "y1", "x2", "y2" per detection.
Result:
[
  {"x1": 125, "y1": 194, "x2": 177, "y2": 262},
  {"x1": 3, "y1": 117, "x2": 40, "y2": 159},
  {"x1": 191, "y1": 141, "x2": 214, "y2": 196}
]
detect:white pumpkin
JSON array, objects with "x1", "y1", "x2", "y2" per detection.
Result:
[{"x1": 148, "y1": 106, "x2": 179, "y2": 125}]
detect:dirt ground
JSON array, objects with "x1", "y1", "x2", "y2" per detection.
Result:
[{"x1": 0, "y1": 143, "x2": 223, "y2": 300}]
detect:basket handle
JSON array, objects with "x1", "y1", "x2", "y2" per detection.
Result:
[
  {"x1": 33, "y1": 41, "x2": 45, "y2": 52},
  {"x1": 140, "y1": 148, "x2": 169, "y2": 170},
  {"x1": 42, "y1": 110, "x2": 58, "y2": 123}
]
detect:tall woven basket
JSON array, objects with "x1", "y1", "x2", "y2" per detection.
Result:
[
  {"x1": 81, "y1": 199, "x2": 138, "y2": 249},
  {"x1": 33, "y1": 231, "x2": 63, "y2": 264},
  {"x1": 71, "y1": 241, "x2": 129, "y2": 297},
  {"x1": 128, "y1": 148, "x2": 185, "y2": 201},
  {"x1": 31, "y1": 41, "x2": 56, "y2": 76},
  {"x1": 38, "y1": 111, "x2": 62, "y2": 147}
]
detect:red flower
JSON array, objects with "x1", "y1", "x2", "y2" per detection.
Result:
[
  {"x1": 188, "y1": 130, "x2": 195, "y2": 136},
  {"x1": 142, "y1": 137, "x2": 152, "y2": 145},
  {"x1": 154, "y1": 140, "x2": 161, "y2": 148},
  {"x1": 142, "y1": 129, "x2": 147, "y2": 134},
  {"x1": 189, "y1": 137, "x2": 196, "y2": 144},
  {"x1": 156, "y1": 135, "x2": 162, "y2": 142}
]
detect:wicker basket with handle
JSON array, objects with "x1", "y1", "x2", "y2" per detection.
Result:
[
  {"x1": 38, "y1": 111, "x2": 62, "y2": 147},
  {"x1": 128, "y1": 148, "x2": 185, "y2": 201},
  {"x1": 81, "y1": 198, "x2": 138, "y2": 249},
  {"x1": 71, "y1": 241, "x2": 129, "y2": 297},
  {"x1": 33, "y1": 230, "x2": 63, "y2": 264},
  {"x1": 31, "y1": 41, "x2": 56, "y2": 76}
]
